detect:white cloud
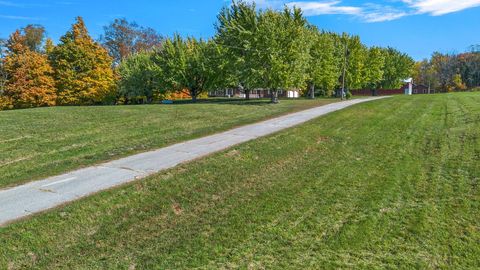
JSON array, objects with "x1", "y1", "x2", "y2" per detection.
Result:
[
  {"x1": 286, "y1": 1, "x2": 362, "y2": 16},
  {"x1": 360, "y1": 3, "x2": 408, "y2": 22},
  {"x1": 0, "y1": 15, "x2": 42, "y2": 20},
  {"x1": 403, "y1": 0, "x2": 480, "y2": 15},
  {"x1": 239, "y1": 0, "x2": 480, "y2": 23},
  {"x1": 362, "y1": 11, "x2": 407, "y2": 22},
  {"x1": 0, "y1": 1, "x2": 25, "y2": 7}
]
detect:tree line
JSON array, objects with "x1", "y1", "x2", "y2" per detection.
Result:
[
  {"x1": 0, "y1": 1, "x2": 414, "y2": 110},
  {"x1": 414, "y1": 48, "x2": 480, "y2": 92}
]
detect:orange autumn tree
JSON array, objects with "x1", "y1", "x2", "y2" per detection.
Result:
[
  {"x1": 3, "y1": 30, "x2": 56, "y2": 108},
  {"x1": 50, "y1": 17, "x2": 115, "y2": 105}
]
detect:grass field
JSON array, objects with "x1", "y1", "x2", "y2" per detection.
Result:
[
  {"x1": 0, "y1": 98, "x2": 334, "y2": 188},
  {"x1": 1, "y1": 93, "x2": 479, "y2": 269}
]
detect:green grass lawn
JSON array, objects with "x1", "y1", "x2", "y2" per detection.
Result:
[
  {"x1": 0, "y1": 98, "x2": 334, "y2": 188},
  {"x1": 1, "y1": 93, "x2": 479, "y2": 269}
]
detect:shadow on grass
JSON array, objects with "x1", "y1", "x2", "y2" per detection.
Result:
[
  {"x1": 171, "y1": 98, "x2": 275, "y2": 106},
  {"x1": 170, "y1": 97, "x2": 339, "y2": 106}
]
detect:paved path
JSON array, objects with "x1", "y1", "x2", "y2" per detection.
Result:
[{"x1": 0, "y1": 97, "x2": 386, "y2": 226}]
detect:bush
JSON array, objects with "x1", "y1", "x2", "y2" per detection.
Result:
[
  {"x1": 0, "y1": 96, "x2": 13, "y2": 110},
  {"x1": 346, "y1": 91, "x2": 352, "y2": 100},
  {"x1": 470, "y1": 87, "x2": 480, "y2": 92}
]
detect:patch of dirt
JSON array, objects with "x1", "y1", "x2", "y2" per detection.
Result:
[
  {"x1": 172, "y1": 203, "x2": 183, "y2": 215},
  {"x1": 316, "y1": 136, "x2": 330, "y2": 144},
  {"x1": 27, "y1": 252, "x2": 37, "y2": 264},
  {"x1": 225, "y1": 149, "x2": 240, "y2": 157}
]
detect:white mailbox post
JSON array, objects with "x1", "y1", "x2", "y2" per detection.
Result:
[{"x1": 404, "y1": 78, "x2": 413, "y2": 95}]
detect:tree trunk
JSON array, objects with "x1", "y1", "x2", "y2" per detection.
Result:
[
  {"x1": 245, "y1": 89, "x2": 250, "y2": 100},
  {"x1": 309, "y1": 83, "x2": 315, "y2": 99},
  {"x1": 191, "y1": 89, "x2": 197, "y2": 103},
  {"x1": 270, "y1": 89, "x2": 279, "y2": 104}
]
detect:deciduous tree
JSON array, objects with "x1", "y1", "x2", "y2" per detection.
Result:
[
  {"x1": 153, "y1": 35, "x2": 221, "y2": 102},
  {"x1": 22, "y1": 24, "x2": 46, "y2": 53},
  {"x1": 451, "y1": 73, "x2": 466, "y2": 91},
  {"x1": 413, "y1": 59, "x2": 437, "y2": 92},
  {"x1": 117, "y1": 51, "x2": 161, "y2": 103},
  {"x1": 3, "y1": 30, "x2": 56, "y2": 108},
  {"x1": 363, "y1": 46, "x2": 385, "y2": 89},
  {"x1": 0, "y1": 39, "x2": 7, "y2": 96},
  {"x1": 306, "y1": 29, "x2": 339, "y2": 98},
  {"x1": 255, "y1": 7, "x2": 310, "y2": 103},
  {"x1": 380, "y1": 47, "x2": 414, "y2": 89},
  {"x1": 101, "y1": 18, "x2": 163, "y2": 64},
  {"x1": 50, "y1": 17, "x2": 115, "y2": 105},
  {"x1": 342, "y1": 34, "x2": 367, "y2": 90},
  {"x1": 215, "y1": 1, "x2": 260, "y2": 99}
]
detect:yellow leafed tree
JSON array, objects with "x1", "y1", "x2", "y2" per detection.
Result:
[
  {"x1": 3, "y1": 30, "x2": 56, "y2": 108},
  {"x1": 50, "y1": 17, "x2": 115, "y2": 105}
]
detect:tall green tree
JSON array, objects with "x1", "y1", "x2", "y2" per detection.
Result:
[
  {"x1": 117, "y1": 51, "x2": 160, "y2": 103},
  {"x1": 50, "y1": 17, "x2": 115, "y2": 105},
  {"x1": 153, "y1": 35, "x2": 222, "y2": 102},
  {"x1": 305, "y1": 29, "x2": 339, "y2": 98},
  {"x1": 215, "y1": 0, "x2": 260, "y2": 99},
  {"x1": 380, "y1": 47, "x2": 414, "y2": 89},
  {"x1": 255, "y1": 7, "x2": 310, "y2": 103},
  {"x1": 342, "y1": 34, "x2": 367, "y2": 90},
  {"x1": 363, "y1": 46, "x2": 385, "y2": 89}
]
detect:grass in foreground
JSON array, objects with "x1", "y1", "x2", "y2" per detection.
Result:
[
  {"x1": 1, "y1": 93, "x2": 479, "y2": 269},
  {"x1": 0, "y1": 98, "x2": 334, "y2": 188}
]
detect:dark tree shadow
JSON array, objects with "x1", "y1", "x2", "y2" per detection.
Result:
[{"x1": 169, "y1": 98, "x2": 275, "y2": 106}]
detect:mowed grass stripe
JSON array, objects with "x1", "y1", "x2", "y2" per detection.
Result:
[
  {"x1": 0, "y1": 93, "x2": 478, "y2": 269},
  {"x1": 0, "y1": 99, "x2": 334, "y2": 188}
]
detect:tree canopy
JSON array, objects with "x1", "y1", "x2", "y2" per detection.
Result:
[
  {"x1": 152, "y1": 35, "x2": 222, "y2": 102},
  {"x1": 117, "y1": 51, "x2": 160, "y2": 104},
  {"x1": 50, "y1": 17, "x2": 115, "y2": 105},
  {"x1": 0, "y1": 3, "x2": 418, "y2": 110},
  {"x1": 100, "y1": 18, "x2": 163, "y2": 65},
  {"x1": 415, "y1": 51, "x2": 480, "y2": 92},
  {"x1": 2, "y1": 30, "x2": 56, "y2": 108}
]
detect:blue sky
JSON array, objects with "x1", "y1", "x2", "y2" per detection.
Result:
[{"x1": 0, "y1": 0, "x2": 479, "y2": 60}]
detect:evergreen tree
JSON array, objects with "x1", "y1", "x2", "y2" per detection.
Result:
[{"x1": 50, "y1": 17, "x2": 115, "y2": 105}]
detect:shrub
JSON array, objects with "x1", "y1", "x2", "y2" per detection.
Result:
[{"x1": 0, "y1": 96, "x2": 13, "y2": 110}]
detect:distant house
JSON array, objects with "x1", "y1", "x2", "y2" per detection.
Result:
[
  {"x1": 351, "y1": 83, "x2": 435, "y2": 97},
  {"x1": 209, "y1": 89, "x2": 300, "y2": 99},
  {"x1": 400, "y1": 83, "x2": 432, "y2": 94}
]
